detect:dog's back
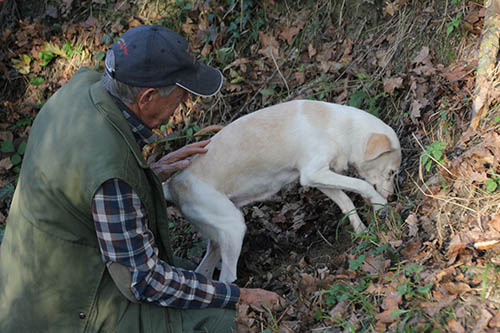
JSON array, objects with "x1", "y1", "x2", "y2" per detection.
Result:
[{"x1": 166, "y1": 100, "x2": 395, "y2": 207}]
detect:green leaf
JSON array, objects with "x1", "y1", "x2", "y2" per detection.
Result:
[
  {"x1": 425, "y1": 160, "x2": 432, "y2": 172},
  {"x1": 259, "y1": 88, "x2": 275, "y2": 97},
  {"x1": 10, "y1": 153, "x2": 22, "y2": 165},
  {"x1": 417, "y1": 283, "x2": 433, "y2": 293},
  {"x1": 38, "y1": 50, "x2": 57, "y2": 67},
  {"x1": 101, "y1": 34, "x2": 113, "y2": 45},
  {"x1": 348, "y1": 255, "x2": 365, "y2": 271},
  {"x1": 486, "y1": 179, "x2": 498, "y2": 193},
  {"x1": 31, "y1": 77, "x2": 45, "y2": 86},
  {"x1": 0, "y1": 183, "x2": 15, "y2": 199},
  {"x1": 96, "y1": 51, "x2": 106, "y2": 61},
  {"x1": 397, "y1": 283, "x2": 408, "y2": 296},
  {"x1": 186, "y1": 128, "x2": 193, "y2": 137},
  {"x1": 348, "y1": 90, "x2": 368, "y2": 109},
  {"x1": 17, "y1": 142, "x2": 26, "y2": 155},
  {"x1": 1, "y1": 140, "x2": 15, "y2": 153},
  {"x1": 390, "y1": 309, "x2": 409, "y2": 317}
]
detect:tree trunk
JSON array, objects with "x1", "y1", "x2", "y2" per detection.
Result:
[{"x1": 471, "y1": 0, "x2": 500, "y2": 129}]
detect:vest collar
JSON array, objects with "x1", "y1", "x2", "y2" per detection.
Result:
[{"x1": 89, "y1": 81, "x2": 148, "y2": 168}]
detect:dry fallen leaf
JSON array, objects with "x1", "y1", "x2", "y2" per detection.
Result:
[
  {"x1": 447, "y1": 319, "x2": 466, "y2": 333},
  {"x1": 279, "y1": 25, "x2": 300, "y2": 45},
  {"x1": 383, "y1": 77, "x2": 404, "y2": 95}
]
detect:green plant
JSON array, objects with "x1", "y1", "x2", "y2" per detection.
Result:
[
  {"x1": 347, "y1": 73, "x2": 388, "y2": 117},
  {"x1": 485, "y1": 167, "x2": 500, "y2": 193},
  {"x1": 1, "y1": 140, "x2": 27, "y2": 173},
  {"x1": 494, "y1": 115, "x2": 500, "y2": 125},
  {"x1": 11, "y1": 54, "x2": 31, "y2": 74},
  {"x1": 421, "y1": 140, "x2": 446, "y2": 172},
  {"x1": 446, "y1": 12, "x2": 463, "y2": 37},
  {"x1": 38, "y1": 41, "x2": 83, "y2": 67}
]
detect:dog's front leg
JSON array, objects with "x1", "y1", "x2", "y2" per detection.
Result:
[
  {"x1": 318, "y1": 188, "x2": 366, "y2": 233},
  {"x1": 300, "y1": 167, "x2": 387, "y2": 209},
  {"x1": 195, "y1": 240, "x2": 221, "y2": 280}
]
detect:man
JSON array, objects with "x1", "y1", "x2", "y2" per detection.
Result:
[{"x1": 0, "y1": 25, "x2": 282, "y2": 332}]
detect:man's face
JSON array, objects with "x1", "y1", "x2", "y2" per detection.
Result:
[{"x1": 138, "y1": 87, "x2": 190, "y2": 129}]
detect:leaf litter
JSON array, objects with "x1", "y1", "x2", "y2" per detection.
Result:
[{"x1": 2, "y1": 0, "x2": 500, "y2": 331}]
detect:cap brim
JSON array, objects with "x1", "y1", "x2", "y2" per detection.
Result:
[{"x1": 175, "y1": 62, "x2": 223, "y2": 97}]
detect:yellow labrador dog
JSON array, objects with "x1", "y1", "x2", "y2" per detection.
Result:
[{"x1": 163, "y1": 100, "x2": 401, "y2": 283}]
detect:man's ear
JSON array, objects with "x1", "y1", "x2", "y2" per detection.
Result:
[
  {"x1": 364, "y1": 133, "x2": 392, "y2": 161},
  {"x1": 137, "y1": 88, "x2": 156, "y2": 109}
]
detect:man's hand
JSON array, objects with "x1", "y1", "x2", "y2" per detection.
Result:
[
  {"x1": 238, "y1": 288, "x2": 285, "y2": 311},
  {"x1": 151, "y1": 140, "x2": 210, "y2": 182}
]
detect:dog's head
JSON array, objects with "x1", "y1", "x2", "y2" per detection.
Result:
[{"x1": 356, "y1": 133, "x2": 401, "y2": 199}]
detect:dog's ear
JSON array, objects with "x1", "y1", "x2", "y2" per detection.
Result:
[{"x1": 364, "y1": 133, "x2": 392, "y2": 161}]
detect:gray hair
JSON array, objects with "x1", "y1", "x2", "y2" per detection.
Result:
[{"x1": 101, "y1": 49, "x2": 177, "y2": 104}]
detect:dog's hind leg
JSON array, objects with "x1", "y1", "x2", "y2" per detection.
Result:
[
  {"x1": 195, "y1": 240, "x2": 221, "y2": 280},
  {"x1": 318, "y1": 188, "x2": 366, "y2": 233},
  {"x1": 177, "y1": 181, "x2": 246, "y2": 283}
]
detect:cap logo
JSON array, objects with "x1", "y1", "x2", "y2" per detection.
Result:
[{"x1": 117, "y1": 38, "x2": 128, "y2": 56}]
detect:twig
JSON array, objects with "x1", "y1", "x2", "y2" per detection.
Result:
[
  {"x1": 270, "y1": 45, "x2": 290, "y2": 96},
  {"x1": 317, "y1": 229, "x2": 335, "y2": 248},
  {"x1": 275, "y1": 299, "x2": 298, "y2": 326}
]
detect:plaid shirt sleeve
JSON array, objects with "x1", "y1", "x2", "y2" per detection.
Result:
[{"x1": 92, "y1": 178, "x2": 240, "y2": 309}]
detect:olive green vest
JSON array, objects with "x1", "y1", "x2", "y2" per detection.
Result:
[{"x1": 0, "y1": 68, "x2": 181, "y2": 332}]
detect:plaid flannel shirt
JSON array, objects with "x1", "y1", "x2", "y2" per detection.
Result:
[{"x1": 91, "y1": 96, "x2": 240, "y2": 309}]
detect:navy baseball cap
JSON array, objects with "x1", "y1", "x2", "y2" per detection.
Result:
[{"x1": 105, "y1": 25, "x2": 223, "y2": 97}]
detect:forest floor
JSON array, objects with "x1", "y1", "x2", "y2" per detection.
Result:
[{"x1": 2, "y1": 0, "x2": 500, "y2": 332}]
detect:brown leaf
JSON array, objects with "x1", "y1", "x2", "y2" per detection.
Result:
[
  {"x1": 298, "y1": 273, "x2": 317, "y2": 295},
  {"x1": 401, "y1": 240, "x2": 421, "y2": 259},
  {"x1": 328, "y1": 299, "x2": 347, "y2": 321},
  {"x1": 259, "y1": 31, "x2": 280, "y2": 50},
  {"x1": 412, "y1": 46, "x2": 430, "y2": 65},
  {"x1": 279, "y1": 25, "x2": 300, "y2": 45},
  {"x1": 442, "y1": 282, "x2": 471, "y2": 295},
  {"x1": 383, "y1": 77, "x2": 403, "y2": 95},
  {"x1": 361, "y1": 254, "x2": 390, "y2": 275},
  {"x1": 405, "y1": 213, "x2": 418, "y2": 237},
  {"x1": 489, "y1": 310, "x2": 500, "y2": 328},
  {"x1": 295, "y1": 71, "x2": 306, "y2": 85},
  {"x1": 80, "y1": 16, "x2": 98, "y2": 29},
  {"x1": 475, "y1": 309, "x2": 493, "y2": 332},
  {"x1": 0, "y1": 157, "x2": 13, "y2": 171},
  {"x1": 442, "y1": 67, "x2": 467, "y2": 82},
  {"x1": 447, "y1": 319, "x2": 465, "y2": 333},
  {"x1": 201, "y1": 43, "x2": 212, "y2": 58},
  {"x1": 375, "y1": 309, "x2": 399, "y2": 323},
  {"x1": 307, "y1": 43, "x2": 317, "y2": 59},
  {"x1": 381, "y1": 292, "x2": 402, "y2": 311},
  {"x1": 0, "y1": 131, "x2": 13, "y2": 142},
  {"x1": 421, "y1": 294, "x2": 456, "y2": 316},
  {"x1": 111, "y1": 19, "x2": 124, "y2": 33}
]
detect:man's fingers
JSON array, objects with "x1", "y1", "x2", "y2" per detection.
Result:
[
  {"x1": 162, "y1": 140, "x2": 210, "y2": 163},
  {"x1": 165, "y1": 160, "x2": 190, "y2": 173}
]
